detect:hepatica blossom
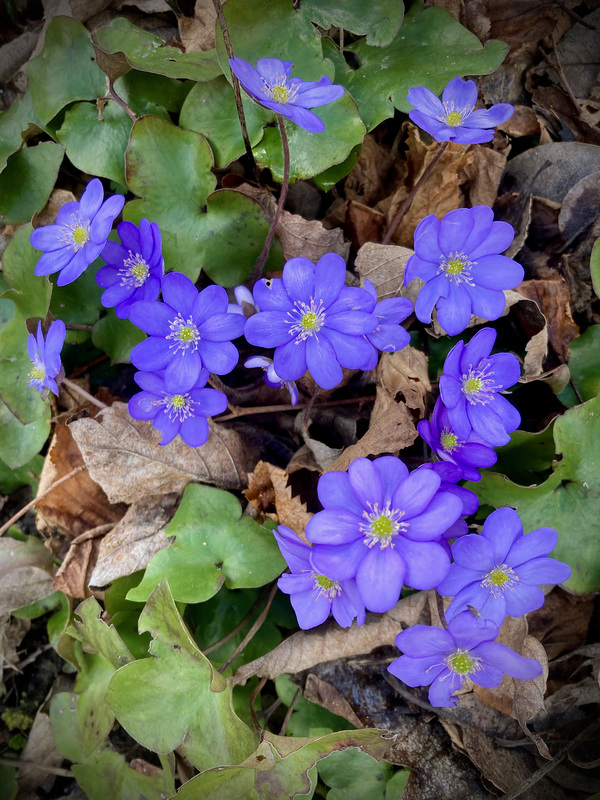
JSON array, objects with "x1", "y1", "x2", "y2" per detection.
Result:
[
  {"x1": 274, "y1": 526, "x2": 365, "y2": 629},
  {"x1": 30, "y1": 178, "x2": 124, "y2": 286},
  {"x1": 228, "y1": 57, "x2": 345, "y2": 132},
  {"x1": 129, "y1": 273, "x2": 246, "y2": 392},
  {"x1": 407, "y1": 76, "x2": 513, "y2": 144},
  {"x1": 305, "y1": 456, "x2": 463, "y2": 613},
  {"x1": 244, "y1": 253, "x2": 378, "y2": 390},
  {"x1": 439, "y1": 327, "x2": 521, "y2": 446},
  {"x1": 404, "y1": 206, "x2": 524, "y2": 336},
  {"x1": 388, "y1": 610, "x2": 542, "y2": 707},
  {"x1": 27, "y1": 319, "x2": 66, "y2": 396},
  {"x1": 437, "y1": 507, "x2": 571, "y2": 626},
  {"x1": 245, "y1": 355, "x2": 299, "y2": 405},
  {"x1": 361, "y1": 279, "x2": 413, "y2": 369},
  {"x1": 96, "y1": 219, "x2": 163, "y2": 318},
  {"x1": 128, "y1": 368, "x2": 227, "y2": 447}
]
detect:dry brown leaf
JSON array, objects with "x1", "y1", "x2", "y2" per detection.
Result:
[
  {"x1": 463, "y1": 145, "x2": 507, "y2": 207},
  {"x1": 17, "y1": 708, "x2": 63, "y2": 793},
  {"x1": 53, "y1": 524, "x2": 111, "y2": 599},
  {"x1": 0, "y1": 615, "x2": 30, "y2": 693},
  {"x1": 498, "y1": 105, "x2": 541, "y2": 138},
  {"x1": 89, "y1": 494, "x2": 179, "y2": 588},
  {"x1": 344, "y1": 134, "x2": 394, "y2": 206},
  {"x1": 34, "y1": 189, "x2": 76, "y2": 228},
  {"x1": 303, "y1": 674, "x2": 364, "y2": 729},
  {"x1": 376, "y1": 347, "x2": 431, "y2": 416},
  {"x1": 69, "y1": 402, "x2": 251, "y2": 504},
  {"x1": 233, "y1": 590, "x2": 429, "y2": 685},
  {"x1": 354, "y1": 241, "x2": 419, "y2": 304},
  {"x1": 345, "y1": 200, "x2": 386, "y2": 249},
  {"x1": 516, "y1": 278, "x2": 579, "y2": 362},
  {"x1": 245, "y1": 461, "x2": 312, "y2": 538},
  {"x1": 178, "y1": 0, "x2": 217, "y2": 52},
  {"x1": 0, "y1": 537, "x2": 55, "y2": 616}
]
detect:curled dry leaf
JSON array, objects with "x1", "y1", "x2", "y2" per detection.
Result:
[
  {"x1": 245, "y1": 461, "x2": 312, "y2": 538},
  {"x1": 355, "y1": 241, "x2": 420, "y2": 305},
  {"x1": 68, "y1": 402, "x2": 251, "y2": 504},
  {"x1": 516, "y1": 278, "x2": 579, "y2": 362},
  {"x1": 232, "y1": 590, "x2": 428, "y2": 686},
  {"x1": 463, "y1": 145, "x2": 507, "y2": 208},
  {"x1": 376, "y1": 347, "x2": 431, "y2": 417},
  {"x1": 303, "y1": 673, "x2": 364, "y2": 729},
  {"x1": 178, "y1": 0, "x2": 217, "y2": 52},
  {"x1": 0, "y1": 536, "x2": 55, "y2": 616},
  {"x1": 89, "y1": 493, "x2": 179, "y2": 588},
  {"x1": 53, "y1": 524, "x2": 112, "y2": 600}
]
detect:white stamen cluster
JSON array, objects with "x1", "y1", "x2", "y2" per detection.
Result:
[
  {"x1": 166, "y1": 313, "x2": 200, "y2": 354},
  {"x1": 437, "y1": 251, "x2": 476, "y2": 286},
  {"x1": 359, "y1": 500, "x2": 408, "y2": 549},
  {"x1": 461, "y1": 362, "x2": 498, "y2": 405},
  {"x1": 287, "y1": 297, "x2": 326, "y2": 342},
  {"x1": 118, "y1": 251, "x2": 150, "y2": 288}
]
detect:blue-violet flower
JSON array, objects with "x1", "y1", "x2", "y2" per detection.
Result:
[
  {"x1": 30, "y1": 178, "x2": 125, "y2": 286},
  {"x1": 439, "y1": 327, "x2": 521, "y2": 446},
  {"x1": 305, "y1": 456, "x2": 462, "y2": 613},
  {"x1": 437, "y1": 507, "x2": 571, "y2": 627},
  {"x1": 274, "y1": 525, "x2": 365, "y2": 629},
  {"x1": 129, "y1": 272, "x2": 246, "y2": 393},
  {"x1": 416, "y1": 461, "x2": 478, "y2": 541},
  {"x1": 407, "y1": 76, "x2": 513, "y2": 144},
  {"x1": 245, "y1": 355, "x2": 299, "y2": 405},
  {"x1": 228, "y1": 57, "x2": 345, "y2": 133},
  {"x1": 361, "y1": 279, "x2": 413, "y2": 369},
  {"x1": 387, "y1": 610, "x2": 542, "y2": 707},
  {"x1": 27, "y1": 319, "x2": 66, "y2": 396},
  {"x1": 404, "y1": 206, "x2": 524, "y2": 336},
  {"x1": 244, "y1": 253, "x2": 378, "y2": 390},
  {"x1": 96, "y1": 219, "x2": 163, "y2": 319}
]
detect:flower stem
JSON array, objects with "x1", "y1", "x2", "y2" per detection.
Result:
[
  {"x1": 107, "y1": 81, "x2": 137, "y2": 122},
  {"x1": 212, "y1": 0, "x2": 258, "y2": 179},
  {"x1": 219, "y1": 582, "x2": 279, "y2": 674},
  {"x1": 382, "y1": 140, "x2": 449, "y2": 245},
  {"x1": 250, "y1": 116, "x2": 290, "y2": 286},
  {"x1": 61, "y1": 377, "x2": 108, "y2": 410}
]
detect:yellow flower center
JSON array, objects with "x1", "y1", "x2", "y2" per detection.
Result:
[
  {"x1": 371, "y1": 515, "x2": 394, "y2": 538},
  {"x1": 301, "y1": 311, "x2": 318, "y2": 330},
  {"x1": 463, "y1": 378, "x2": 483, "y2": 395},
  {"x1": 446, "y1": 111, "x2": 463, "y2": 127},
  {"x1": 487, "y1": 568, "x2": 510, "y2": 586},
  {"x1": 171, "y1": 394, "x2": 185, "y2": 409},
  {"x1": 271, "y1": 85, "x2": 290, "y2": 103},
  {"x1": 72, "y1": 225, "x2": 89, "y2": 245},
  {"x1": 445, "y1": 258, "x2": 464, "y2": 275},
  {"x1": 449, "y1": 651, "x2": 475, "y2": 675},
  {"x1": 178, "y1": 327, "x2": 196, "y2": 342},
  {"x1": 314, "y1": 575, "x2": 336, "y2": 591},
  {"x1": 440, "y1": 431, "x2": 458, "y2": 452},
  {"x1": 30, "y1": 365, "x2": 45, "y2": 381}
]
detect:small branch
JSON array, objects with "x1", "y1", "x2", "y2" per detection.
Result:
[
  {"x1": 0, "y1": 465, "x2": 87, "y2": 537},
  {"x1": 249, "y1": 676, "x2": 268, "y2": 732},
  {"x1": 203, "y1": 585, "x2": 270, "y2": 655},
  {"x1": 0, "y1": 757, "x2": 73, "y2": 778},
  {"x1": 219, "y1": 582, "x2": 278, "y2": 674},
  {"x1": 382, "y1": 140, "x2": 449, "y2": 245},
  {"x1": 216, "y1": 394, "x2": 376, "y2": 423},
  {"x1": 61, "y1": 377, "x2": 108, "y2": 410},
  {"x1": 279, "y1": 687, "x2": 301, "y2": 736},
  {"x1": 212, "y1": 0, "x2": 258, "y2": 178},
  {"x1": 64, "y1": 322, "x2": 94, "y2": 332},
  {"x1": 107, "y1": 81, "x2": 137, "y2": 122},
  {"x1": 250, "y1": 115, "x2": 290, "y2": 286}
]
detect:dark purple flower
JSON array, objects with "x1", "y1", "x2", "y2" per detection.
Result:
[
  {"x1": 436, "y1": 507, "x2": 571, "y2": 627},
  {"x1": 30, "y1": 179, "x2": 124, "y2": 287},
  {"x1": 244, "y1": 355, "x2": 299, "y2": 405},
  {"x1": 387, "y1": 610, "x2": 542, "y2": 707},
  {"x1": 305, "y1": 456, "x2": 462, "y2": 613},
  {"x1": 407, "y1": 77, "x2": 513, "y2": 144},
  {"x1": 228, "y1": 57, "x2": 345, "y2": 133},
  {"x1": 274, "y1": 526, "x2": 365, "y2": 629},
  {"x1": 96, "y1": 219, "x2": 163, "y2": 319},
  {"x1": 129, "y1": 273, "x2": 246, "y2": 393},
  {"x1": 418, "y1": 398, "x2": 497, "y2": 482},
  {"x1": 404, "y1": 206, "x2": 524, "y2": 336},
  {"x1": 439, "y1": 327, "x2": 521, "y2": 446},
  {"x1": 244, "y1": 253, "x2": 378, "y2": 390},
  {"x1": 27, "y1": 319, "x2": 66, "y2": 396},
  {"x1": 360, "y1": 279, "x2": 413, "y2": 369},
  {"x1": 128, "y1": 368, "x2": 227, "y2": 447}
]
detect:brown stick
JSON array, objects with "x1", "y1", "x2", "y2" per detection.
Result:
[
  {"x1": 61, "y1": 377, "x2": 108, "y2": 410},
  {"x1": 216, "y1": 394, "x2": 376, "y2": 423},
  {"x1": 219, "y1": 582, "x2": 278, "y2": 674}
]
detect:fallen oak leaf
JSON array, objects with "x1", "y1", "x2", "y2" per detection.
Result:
[{"x1": 245, "y1": 461, "x2": 312, "y2": 539}]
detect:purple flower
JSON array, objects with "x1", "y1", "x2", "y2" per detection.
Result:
[
  {"x1": 387, "y1": 610, "x2": 542, "y2": 707},
  {"x1": 128, "y1": 368, "x2": 227, "y2": 447},
  {"x1": 439, "y1": 327, "x2": 521, "y2": 446},
  {"x1": 129, "y1": 273, "x2": 246, "y2": 393},
  {"x1": 437, "y1": 507, "x2": 571, "y2": 627},
  {"x1": 305, "y1": 456, "x2": 463, "y2": 613},
  {"x1": 27, "y1": 319, "x2": 66, "y2": 396},
  {"x1": 228, "y1": 57, "x2": 345, "y2": 133},
  {"x1": 404, "y1": 206, "x2": 524, "y2": 336},
  {"x1": 274, "y1": 526, "x2": 365, "y2": 629},
  {"x1": 96, "y1": 219, "x2": 164, "y2": 319},
  {"x1": 418, "y1": 398, "x2": 497, "y2": 482},
  {"x1": 228, "y1": 285, "x2": 257, "y2": 317},
  {"x1": 360, "y1": 279, "x2": 413, "y2": 369},
  {"x1": 245, "y1": 355, "x2": 299, "y2": 405},
  {"x1": 30, "y1": 179, "x2": 125, "y2": 287},
  {"x1": 407, "y1": 77, "x2": 513, "y2": 144},
  {"x1": 244, "y1": 253, "x2": 378, "y2": 390},
  {"x1": 416, "y1": 461, "x2": 478, "y2": 540}
]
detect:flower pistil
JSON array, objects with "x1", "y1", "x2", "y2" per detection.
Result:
[
  {"x1": 481, "y1": 564, "x2": 519, "y2": 597},
  {"x1": 287, "y1": 297, "x2": 326, "y2": 341},
  {"x1": 438, "y1": 251, "x2": 475, "y2": 286},
  {"x1": 167, "y1": 313, "x2": 201, "y2": 354},
  {"x1": 360, "y1": 500, "x2": 408, "y2": 549},
  {"x1": 461, "y1": 363, "x2": 498, "y2": 405},
  {"x1": 118, "y1": 251, "x2": 150, "y2": 288}
]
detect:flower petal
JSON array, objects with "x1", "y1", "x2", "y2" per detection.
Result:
[
  {"x1": 452, "y1": 533, "x2": 494, "y2": 570},
  {"x1": 412, "y1": 214, "x2": 443, "y2": 264},
  {"x1": 503, "y1": 583, "x2": 545, "y2": 617},
  {"x1": 405, "y1": 492, "x2": 462, "y2": 541},
  {"x1": 515, "y1": 557, "x2": 571, "y2": 586},
  {"x1": 469, "y1": 221, "x2": 515, "y2": 259},
  {"x1": 283, "y1": 257, "x2": 316, "y2": 304},
  {"x1": 161, "y1": 272, "x2": 197, "y2": 318},
  {"x1": 193, "y1": 284, "x2": 229, "y2": 320},
  {"x1": 310, "y1": 539, "x2": 366, "y2": 580},
  {"x1": 442, "y1": 77, "x2": 478, "y2": 111},
  {"x1": 253, "y1": 277, "x2": 292, "y2": 312},
  {"x1": 356, "y1": 546, "x2": 404, "y2": 613},
  {"x1": 129, "y1": 301, "x2": 172, "y2": 336},
  {"x1": 469, "y1": 402, "x2": 511, "y2": 446},
  {"x1": 317, "y1": 471, "x2": 364, "y2": 516},
  {"x1": 464, "y1": 284, "x2": 506, "y2": 321},
  {"x1": 306, "y1": 334, "x2": 342, "y2": 389},
  {"x1": 165, "y1": 351, "x2": 201, "y2": 392},
  {"x1": 472, "y1": 641, "x2": 542, "y2": 680},
  {"x1": 373, "y1": 456, "x2": 409, "y2": 501},
  {"x1": 392, "y1": 468, "x2": 440, "y2": 519},
  {"x1": 291, "y1": 591, "x2": 331, "y2": 629},
  {"x1": 348, "y1": 458, "x2": 383, "y2": 509},
  {"x1": 274, "y1": 338, "x2": 307, "y2": 381},
  {"x1": 436, "y1": 282, "x2": 472, "y2": 336},
  {"x1": 395, "y1": 624, "x2": 454, "y2": 657},
  {"x1": 428, "y1": 671, "x2": 460, "y2": 706},
  {"x1": 447, "y1": 611, "x2": 498, "y2": 650},
  {"x1": 197, "y1": 340, "x2": 239, "y2": 375},
  {"x1": 305, "y1": 509, "x2": 361, "y2": 545},
  {"x1": 474, "y1": 255, "x2": 524, "y2": 290},
  {"x1": 198, "y1": 312, "x2": 245, "y2": 342},
  {"x1": 414, "y1": 274, "x2": 449, "y2": 323},
  {"x1": 180, "y1": 415, "x2": 209, "y2": 447},
  {"x1": 313, "y1": 252, "x2": 346, "y2": 307},
  {"x1": 244, "y1": 311, "x2": 294, "y2": 347},
  {"x1": 407, "y1": 86, "x2": 445, "y2": 118},
  {"x1": 399, "y1": 538, "x2": 450, "y2": 590},
  {"x1": 388, "y1": 655, "x2": 445, "y2": 689},
  {"x1": 506, "y1": 527, "x2": 557, "y2": 565}
]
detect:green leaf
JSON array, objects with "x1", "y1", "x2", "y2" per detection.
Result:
[
  {"x1": 2, "y1": 224, "x2": 52, "y2": 319},
  {"x1": 12, "y1": 589, "x2": 62, "y2": 620},
  {"x1": 114, "y1": 69, "x2": 193, "y2": 115},
  {"x1": 175, "y1": 729, "x2": 389, "y2": 800},
  {"x1": 0, "y1": 535, "x2": 55, "y2": 615},
  {"x1": 313, "y1": 145, "x2": 362, "y2": 191},
  {"x1": 197, "y1": 190, "x2": 283, "y2": 287},
  {"x1": 0, "y1": 401, "x2": 50, "y2": 468},
  {"x1": 276, "y1": 675, "x2": 352, "y2": 737},
  {"x1": 318, "y1": 748, "x2": 393, "y2": 800},
  {"x1": 56, "y1": 101, "x2": 132, "y2": 186},
  {"x1": 72, "y1": 749, "x2": 174, "y2": 800},
  {"x1": 50, "y1": 692, "x2": 88, "y2": 763},
  {"x1": 124, "y1": 115, "x2": 216, "y2": 279},
  {"x1": 253, "y1": 93, "x2": 366, "y2": 182},
  {"x1": 73, "y1": 649, "x2": 119, "y2": 755},
  {"x1": 70, "y1": 597, "x2": 134, "y2": 669},
  {"x1": 0, "y1": 142, "x2": 64, "y2": 224},
  {"x1": 0, "y1": 453, "x2": 43, "y2": 494},
  {"x1": 107, "y1": 581, "x2": 258, "y2": 769},
  {"x1": 469, "y1": 395, "x2": 600, "y2": 594},
  {"x1": 302, "y1": 0, "x2": 404, "y2": 47},
  {"x1": 92, "y1": 311, "x2": 146, "y2": 364},
  {"x1": 50, "y1": 255, "x2": 103, "y2": 325},
  {"x1": 93, "y1": 18, "x2": 221, "y2": 82},
  {"x1": 180, "y1": 75, "x2": 272, "y2": 169},
  {"x1": 590, "y1": 238, "x2": 600, "y2": 299},
  {"x1": 27, "y1": 16, "x2": 106, "y2": 125},
  {"x1": 0, "y1": 91, "x2": 44, "y2": 171},
  {"x1": 327, "y1": 2, "x2": 509, "y2": 130},
  {"x1": 490, "y1": 422, "x2": 556, "y2": 486},
  {"x1": 127, "y1": 484, "x2": 285, "y2": 604},
  {"x1": 558, "y1": 326, "x2": 600, "y2": 408},
  {"x1": 0, "y1": 765, "x2": 18, "y2": 800}
]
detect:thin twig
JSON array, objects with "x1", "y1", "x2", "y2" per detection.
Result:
[
  {"x1": 64, "y1": 322, "x2": 94, "y2": 332},
  {"x1": 382, "y1": 140, "x2": 449, "y2": 245},
  {"x1": 107, "y1": 82, "x2": 137, "y2": 122},
  {"x1": 216, "y1": 394, "x2": 376, "y2": 422},
  {"x1": 279, "y1": 687, "x2": 301, "y2": 736},
  {"x1": 203, "y1": 585, "x2": 270, "y2": 655},
  {"x1": 250, "y1": 115, "x2": 290, "y2": 286},
  {"x1": 69, "y1": 354, "x2": 108, "y2": 379},
  {"x1": 249, "y1": 675, "x2": 268, "y2": 731},
  {"x1": 219, "y1": 583, "x2": 279, "y2": 674},
  {"x1": 212, "y1": 0, "x2": 258, "y2": 178},
  {"x1": 61, "y1": 377, "x2": 108, "y2": 410},
  {"x1": 0, "y1": 465, "x2": 86, "y2": 537},
  {"x1": 0, "y1": 756, "x2": 73, "y2": 778}
]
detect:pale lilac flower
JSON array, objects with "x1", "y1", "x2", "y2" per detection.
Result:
[
  {"x1": 244, "y1": 355, "x2": 299, "y2": 405},
  {"x1": 27, "y1": 319, "x2": 66, "y2": 396}
]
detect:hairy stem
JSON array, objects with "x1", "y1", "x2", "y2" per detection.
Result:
[{"x1": 107, "y1": 82, "x2": 137, "y2": 122}]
